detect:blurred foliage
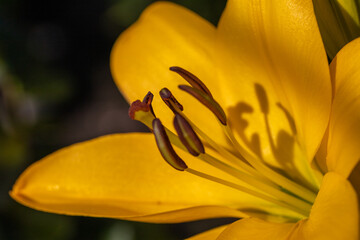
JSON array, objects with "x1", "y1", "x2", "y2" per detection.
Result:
[{"x1": 0, "y1": 0, "x2": 226, "y2": 239}]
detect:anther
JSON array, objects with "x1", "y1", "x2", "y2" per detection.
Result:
[
  {"x1": 159, "y1": 88, "x2": 183, "y2": 113},
  {"x1": 178, "y1": 85, "x2": 227, "y2": 125},
  {"x1": 128, "y1": 92, "x2": 156, "y2": 128},
  {"x1": 142, "y1": 91, "x2": 156, "y2": 117},
  {"x1": 152, "y1": 118, "x2": 188, "y2": 171},
  {"x1": 129, "y1": 92, "x2": 155, "y2": 120},
  {"x1": 170, "y1": 66, "x2": 213, "y2": 98},
  {"x1": 173, "y1": 113, "x2": 205, "y2": 156}
]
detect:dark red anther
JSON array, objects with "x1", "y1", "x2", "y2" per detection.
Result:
[
  {"x1": 159, "y1": 88, "x2": 183, "y2": 113},
  {"x1": 173, "y1": 114, "x2": 204, "y2": 156},
  {"x1": 129, "y1": 91, "x2": 155, "y2": 119},
  {"x1": 178, "y1": 85, "x2": 227, "y2": 125},
  {"x1": 152, "y1": 118, "x2": 188, "y2": 171},
  {"x1": 170, "y1": 66, "x2": 213, "y2": 98}
]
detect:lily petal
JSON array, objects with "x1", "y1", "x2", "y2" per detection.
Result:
[
  {"x1": 290, "y1": 172, "x2": 358, "y2": 239},
  {"x1": 11, "y1": 133, "x2": 281, "y2": 223},
  {"x1": 216, "y1": 218, "x2": 295, "y2": 240},
  {"x1": 186, "y1": 225, "x2": 228, "y2": 240},
  {"x1": 215, "y1": 0, "x2": 331, "y2": 179},
  {"x1": 111, "y1": 2, "x2": 226, "y2": 144},
  {"x1": 326, "y1": 37, "x2": 360, "y2": 177}
]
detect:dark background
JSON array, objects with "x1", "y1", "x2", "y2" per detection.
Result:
[{"x1": 0, "y1": 0, "x2": 231, "y2": 239}]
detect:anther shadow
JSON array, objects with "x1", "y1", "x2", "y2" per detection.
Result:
[
  {"x1": 227, "y1": 83, "x2": 308, "y2": 185},
  {"x1": 226, "y1": 101, "x2": 263, "y2": 160}
]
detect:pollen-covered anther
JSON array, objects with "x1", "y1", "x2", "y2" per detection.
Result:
[
  {"x1": 142, "y1": 91, "x2": 156, "y2": 117},
  {"x1": 178, "y1": 85, "x2": 227, "y2": 125},
  {"x1": 169, "y1": 66, "x2": 213, "y2": 97},
  {"x1": 152, "y1": 118, "x2": 188, "y2": 171},
  {"x1": 129, "y1": 91, "x2": 155, "y2": 119},
  {"x1": 128, "y1": 92, "x2": 156, "y2": 128},
  {"x1": 173, "y1": 113, "x2": 205, "y2": 156},
  {"x1": 159, "y1": 88, "x2": 183, "y2": 113}
]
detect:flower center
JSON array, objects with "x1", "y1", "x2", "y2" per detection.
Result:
[{"x1": 129, "y1": 66, "x2": 318, "y2": 220}]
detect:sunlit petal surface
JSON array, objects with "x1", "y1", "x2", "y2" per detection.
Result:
[
  {"x1": 12, "y1": 133, "x2": 296, "y2": 222},
  {"x1": 215, "y1": 0, "x2": 331, "y2": 184}
]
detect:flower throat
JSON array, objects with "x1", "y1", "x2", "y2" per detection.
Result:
[{"x1": 129, "y1": 66, "x2": 318, "y2": 220}]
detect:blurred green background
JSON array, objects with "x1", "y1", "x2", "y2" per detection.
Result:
[{"x1": 0, "y1": 0, "x2": 235, "y2": 239}]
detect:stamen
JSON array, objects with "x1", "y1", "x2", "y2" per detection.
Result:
[
  {"x1": 173, "y1": 113, "x2": 204, "y2": 156},
  {"x1": 178, "y1": 85, "x2": 227, "y2": 125},
  {"x1": 159, "y1": 88, "x2": 183, "y2": 113},
  {"x1": 152, "y1": 118, "x2": 188, "y2": 171},
  {"x1": 169, "y1": 66, "x2": 213, "y2": 97}
]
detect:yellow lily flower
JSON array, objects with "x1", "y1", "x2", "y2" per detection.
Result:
[{"x1": 10, "y1": 0, "x2": 360, "y2": 239}]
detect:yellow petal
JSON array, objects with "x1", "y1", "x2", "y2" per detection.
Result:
[
  {"x1": 127, "y1": 206, "x2": 244, "y2": 223},
  {"x1": 215, "y1": 0, "x2": 331, "y2": 185},
  {"x1": 290, "y1": 172, "x2": 358, "y2": 240},
  {"x1": 326, "y1": 37, "x2": 360, "y2": 177},
  {"x1": 11, "y1": 133, "x2": 274, "y2": 223},
  {"x1": 111, "y1": 2, "x2": 226, "y2": 145},
  {"x1": 186, "y1": 225, "x2": 228, "y2": 240},
  {"x1": 217, "y1": 218, "x2": 295, "y2": 240}
]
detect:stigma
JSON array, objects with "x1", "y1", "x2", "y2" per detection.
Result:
[{"x1": 129, "y1": 66, "x2": 318, "y2": 220}]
